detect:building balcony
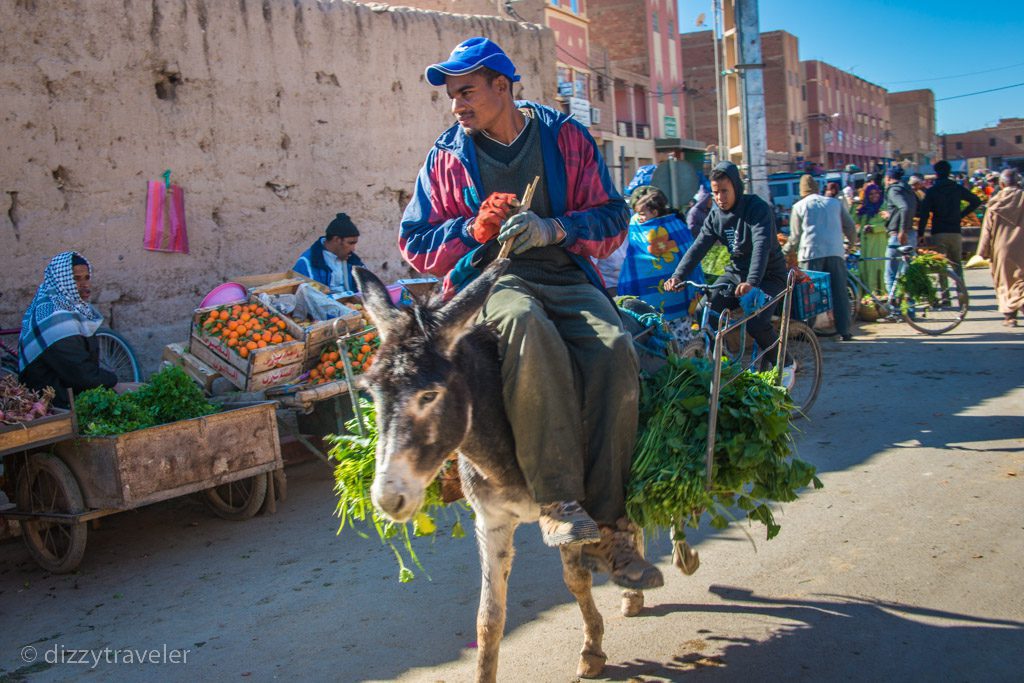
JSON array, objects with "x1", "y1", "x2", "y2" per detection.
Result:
[{"x1": 616, "y1": 121, "x2": 651, "y2": 139}]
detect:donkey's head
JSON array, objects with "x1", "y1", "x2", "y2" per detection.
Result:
[{"x1": 354, "y1": 261, "x2": 508, "y2": 522}]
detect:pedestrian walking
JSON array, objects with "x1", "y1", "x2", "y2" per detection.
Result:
[
  {"x1": 784, "y1": 175, "x2": 859, "y2": 340},
  {"x1": 977, "y1": 169, "x2": 1024, "y2": 326},
  {"x1": 882, "y1": 167, "x2": 919, "y2": 292},
  {"x1": 919, "y1": 160, "x2": 982, "y2": 278}
]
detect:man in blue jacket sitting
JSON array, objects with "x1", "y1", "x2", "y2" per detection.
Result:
[{"x1": 293, "y1": 212, "x2": 365, "y2": 291}]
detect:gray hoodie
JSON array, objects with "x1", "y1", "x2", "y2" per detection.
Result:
[{"x1": 672, "y1": 161, "x2": 788, "y2": 289}]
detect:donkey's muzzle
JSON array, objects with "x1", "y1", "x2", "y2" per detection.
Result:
[{"x1": 371, "y1": 480, "x2": 421, "y2": 523}]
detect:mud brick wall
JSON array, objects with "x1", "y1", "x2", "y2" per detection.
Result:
[{"x1": 0, "y1": 0, "x2": 554, "y2": 372}]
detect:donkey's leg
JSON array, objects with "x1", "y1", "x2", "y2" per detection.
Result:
[
  {"x1": 474, "y1": 511, "x2": 517, "y2": 683},
  {"x1": 560, "y1": 546, "x2": 607, "y2": 678},
  {"x1": 621, "y1": 526, "x2": 646, "y2": 616}
]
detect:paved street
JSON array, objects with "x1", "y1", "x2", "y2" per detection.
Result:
[{"x1": 1, "y1": 269, "x2": 1021, "y2": 683}]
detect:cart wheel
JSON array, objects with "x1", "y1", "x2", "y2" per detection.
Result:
[
  {"x1": 16, "y1": 452, "x2": 88, "y2": 574},
  {"x1": 203, "y1": 474, "x2": 268, "y2": 521}
]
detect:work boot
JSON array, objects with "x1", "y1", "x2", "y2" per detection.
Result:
[
  {"x1": 581, "y1": 518, "x2": 664, "y2": 590},
  {"x1": 538, "y1": 501, "x2": 600, "y2": 547}
]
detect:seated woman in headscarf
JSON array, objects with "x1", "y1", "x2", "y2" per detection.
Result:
[
  {"x1": 618, "y1": 186, "x2": 704, "y2": 339},
  {"x1": 18, "y1": 251, "x2": 123, "y2": 408}
]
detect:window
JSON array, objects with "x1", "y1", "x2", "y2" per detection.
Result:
[
  {"x1": 956, "y1": 141, "x2": 963, "y2": 150},
  {"x1": 668, "y1": 20, "x2": 674, "y2": 35},
  {"x1": 652, "y1": 11, "x2": 659, "y2": 33},
  {"x1": 990, "y1": 138, "x2": 996, "y2": 147},
  {"x1": 802, "y1": 84, "x2": 806, "y2": 101},
  {"x1": 1016, "y1": 135, "x2": 1022, "y2": 144},
  {"x1": 596, "y1": 74, "x2": 606, "y2": 102},
  {"x1": 795, "y1": 142, "x2": 803, "y2": 152},
  {"x1": 570, "y1": 0, "x2": 578, "y2": 13}
]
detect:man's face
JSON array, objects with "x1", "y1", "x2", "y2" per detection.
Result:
[
  {"x1": 72, "y1": 264, "x2": 91, "y2": 301},
  {"x1": 711, "y1": 177, "x2": 736, "y2": 211},
  {"x1": 446, "y1": 71, "x2": 508, "y2": 135},
  {"x1": 326, "y1": 236, "x2": 359, "y2": 260}
]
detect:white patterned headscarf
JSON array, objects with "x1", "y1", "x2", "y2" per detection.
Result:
[{"x1": 18, "y1": 251, "x2": 104, "y2": 371}]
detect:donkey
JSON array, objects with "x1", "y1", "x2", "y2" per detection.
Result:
[{"x1": 354, "y1": 259, "x2": 632, "y2": 681}]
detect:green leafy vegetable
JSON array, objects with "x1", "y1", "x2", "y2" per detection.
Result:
[
  {"x1": 626, "y1": 356, "x2": 822, "y2": 541},
  {"x1": 700, "y1": 244, "x2": 731, "y2": 278},
  {"x1": 330, "y1": 398, "x2": 468, "y2": 583},
  {"x1": 76, "y1": 366, "x2": 217, "y2": 436}
]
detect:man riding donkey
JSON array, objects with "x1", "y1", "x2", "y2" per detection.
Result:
[{"x1": 399, "y1": 37, "x2": 663, "y2": 590}]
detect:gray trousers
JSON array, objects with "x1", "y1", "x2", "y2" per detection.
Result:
[
  {"x1": 801, "y1": 255, "x2": 852, "y2": 337},
  {"x1": 479, "y1": 275, "x2": 639, "y2": 525}
]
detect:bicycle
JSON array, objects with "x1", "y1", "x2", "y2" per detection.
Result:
[
  {"x1": 0, "y1": 324, "x2": 142, "y2": 383},
  {"x1": 673, "y1": 279, "x2": 823, "y2": 417},
  {"x1": 844, "y1": 245, "x2": 969, "y2": 335}
]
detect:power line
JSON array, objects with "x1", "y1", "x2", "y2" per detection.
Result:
[
  {"x1": 936, "y1": 81, "x2": 1024, "y2": 102},
  {"x1": 883, "y1": 60, "x2": 1024, "y2": 86}
]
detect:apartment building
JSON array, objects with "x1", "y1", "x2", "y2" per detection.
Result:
[
  {"x1": 940, "y1": 118, "x2": 1024, "y2": 171},
  {"x1": 888, "y1": 89, "x2": 937, "y2": 165},
  {"x1": 802, "y1": 59, "x2": 889, "y2": 171}
]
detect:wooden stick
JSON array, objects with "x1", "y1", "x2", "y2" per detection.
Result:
[{"x1": 498, "y1": 175, "x2": 540, "y2": 259}]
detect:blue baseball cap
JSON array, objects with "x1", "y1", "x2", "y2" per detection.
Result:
[{"x1": 425, "y1": 37, "x2": 521, "y2": 87}]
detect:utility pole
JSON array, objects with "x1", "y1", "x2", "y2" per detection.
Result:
[
  {"x1": 712, "y1": 0, "x2": 725, "y2": 164},
  {"x1": 735, "y1": 0, "x2": 769, "y2": 201}
]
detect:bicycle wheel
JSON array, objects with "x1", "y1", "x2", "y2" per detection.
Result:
[
  {"x1": 846, "y1": 281, "x2": 861, "y2": 324},
  {"x1": 773, "y1": 319, "x2": 823, "y2": 418},
  {"x1": 95, "y1": 328, "x2": 141, "y2": 382},
  {"x1": 901, "y1": 268, "x2": 969, "y2": 335}
]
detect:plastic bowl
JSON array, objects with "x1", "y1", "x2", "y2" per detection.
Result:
[
  {"x1": 386, "y1": 284, "x2": 404, "y2": 305},
  {"x1": 201, "y1": 282, "x2": 247, "y2": 308}
]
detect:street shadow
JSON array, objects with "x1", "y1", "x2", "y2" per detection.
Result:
[{"x1": 596, "y1": 584, "x2": 1024, "y2": 681}]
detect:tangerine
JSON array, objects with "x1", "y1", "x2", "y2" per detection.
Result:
[{"x1": 239, "y1": 347, "x2": 250, "y2": 358}]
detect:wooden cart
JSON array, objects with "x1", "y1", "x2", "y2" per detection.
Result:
[{"x1": 1, "y1": 402, "x2": 283, "y2": 573}]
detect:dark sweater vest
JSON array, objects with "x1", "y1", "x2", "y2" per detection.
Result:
[{"x1": 474, "y1": 112, "x2": 587, "y2": 286}]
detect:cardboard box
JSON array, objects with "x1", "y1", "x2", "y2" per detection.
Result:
[
  {"x1": 162, "y1": 342, "x2": 222, "y2": 394},
  {"x1": 189, "y1": 302, "x2": 307, "y2": 391}
]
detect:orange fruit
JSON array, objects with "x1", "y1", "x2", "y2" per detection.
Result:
[
  {"x1": 227, "y1": 320, "x2": 238, "y2": 330},
  {"x1": 246, "y1": 341, "x2": 258, "y2": 350},
  {"x1": 310, "y1": 368, "x2": 320, "y2": 379},
  {"x1": 271, "y1": 334, "x2": 283, "y2": 344},
  {"x1": 257, "y1": 340, "x2": 267, "y2": 348},
  {"x1": 328, "y1": 351, "x2": 339, "y2": 362},
  {"x1": 240, "y1": 312, "x2": 251, "y2": 322},
  {"x1": 324, "y1": 365, "x2": 336, "y2": 377},
  {"x1": 239, "y1": 347, "x2": 250, "y2": 358},
  {"x1": 227, "y1": 338, "x2": 237, "y2": 347}
]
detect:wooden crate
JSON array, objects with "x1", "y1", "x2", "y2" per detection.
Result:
[
  {"x1": 189, "y1": 301, "x2": 307, "y2": 391},
  {"x1": 54, "y1": 403, "x2": 281, "y2": 510},
  {"x1": 0, "y1": 408, "x2": 75, "y2": 458},
  {"x1": 162, "y1": 342, "x2": 221, "y2": 394},
  {"x1": 250, "y1": 281, "x2": 365, "y2": 361}
]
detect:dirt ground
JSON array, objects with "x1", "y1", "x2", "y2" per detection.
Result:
[{"x1": 1, "y1": 269, "x2": 1022, "y2": 682}]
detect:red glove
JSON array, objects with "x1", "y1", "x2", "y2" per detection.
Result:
[{"x1": 471, "y1": 192, "x2": 518, "y2": 243}]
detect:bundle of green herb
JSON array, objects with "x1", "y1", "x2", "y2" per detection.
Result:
[
  {"x1": 626, "y1": 356, "x2": 821, "y2": 541},
  {"x1": 330, "y1": 399, "x2": 468, "y2": 583},
  {"x1": 75, "y1": 366, "x2": 217, "y2": 436}
]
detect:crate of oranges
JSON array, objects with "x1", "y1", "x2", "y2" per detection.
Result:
[
  {"x1": 307, "y1": 328, "x2": 381, "y2": 385},
  {"x1": 189, "y1": 300, "x2": 308, "y2": 391}
]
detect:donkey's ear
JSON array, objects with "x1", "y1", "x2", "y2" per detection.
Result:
[
  {"x1": 354, "y1": 267, "x2": 402, "y2": 342},
  {"x1": 434, "y1": 258, "x2": 509, "y2": 353}
]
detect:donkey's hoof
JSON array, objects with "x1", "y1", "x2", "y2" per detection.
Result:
[
  {"x1": 577, "y1": 650, "x2": 607, "y2": 678},
  {"x1": 673, "y1": 541, "x2": 700, "y2": 575},
  {"x1": 621, "y1": 589, "x2": 644, "y2": 617}
]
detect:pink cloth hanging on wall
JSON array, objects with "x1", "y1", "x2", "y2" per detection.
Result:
[{"x1": 144, "y1": 180, "x2": 189, "y2": 254}]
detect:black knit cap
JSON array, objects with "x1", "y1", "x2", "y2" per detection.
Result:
[{"x1": 325, "y1": 213, "x2": 359, "y2": 239}]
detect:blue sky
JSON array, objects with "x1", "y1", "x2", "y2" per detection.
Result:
[{"x1": 677, "y1": 1, "x2": 1024, "y2": 133}]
